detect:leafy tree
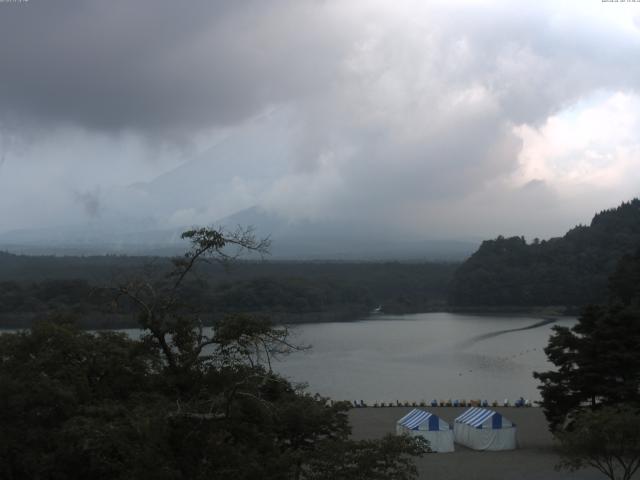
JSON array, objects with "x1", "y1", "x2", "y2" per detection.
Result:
[
  {"x1": 556, "y1": 405, "x2": 640, "y2": 480},
  {"x1": 0, "y1": 227, "x2": 428, "y2": 480},
  {"x1": 303, "y1": 435, "x2": 429, "y2": 480},
  {"x1": 534, "y1": 249, "x2": 640, "y2": 431},
  {"x1": 0, "y1": 318, "x2": 164, "y2": 480}
]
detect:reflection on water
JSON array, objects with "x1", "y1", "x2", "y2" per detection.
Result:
[{"x1": 274, "y1": 313, "x2": 575, "y2": 404}]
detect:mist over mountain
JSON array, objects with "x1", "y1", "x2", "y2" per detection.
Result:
[
  {"x1": 104, "y1": 110, "x2": 293, "y2": 227},
  {"x1": 1, "y1": 1, "x2": 640, "y2": 257},
  {"x1": 0, "y1": 110, "x2": 477, "y2": 260},
  {"x1": 217, "y1": 207, "x2": 478, "y2": 260},
  {"x1": 0, "y1": 205, "x2": 477, "y2": 260}
]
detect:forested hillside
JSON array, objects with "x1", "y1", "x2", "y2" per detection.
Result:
[
  {"x1": 0, "y1": 254, "x2": 456, "y2": 328},
  {"x1": 5, "y1": 199, "x2": 639, "y2": 324},
  {"x1": 450, "y1": 199, "x2": 640, "y2": 308}
]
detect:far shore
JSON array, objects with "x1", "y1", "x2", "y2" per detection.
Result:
[{"x1": 0, "y1": 308, "x2": 579, "y2": 331}]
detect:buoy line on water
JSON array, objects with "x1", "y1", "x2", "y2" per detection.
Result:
[{"x1": 339, "y1": 398, "x2": 535, "y2": 408}]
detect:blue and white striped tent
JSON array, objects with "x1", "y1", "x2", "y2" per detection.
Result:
[
  {"x1": 396, "y1": 409, "x2": 454, "y2": 452},
  {"x1": 453, "y1": 407, "x2": 517, "y2": 451}
]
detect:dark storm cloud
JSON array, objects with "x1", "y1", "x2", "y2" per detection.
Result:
[
  {"x1": 0, "y1": 0, "x2": 347, "y2": 134},
  {"x1": 1, "y1": 0, "x2": 640, "y2": 240},
  {"x1": 261, "y1": 1, "x2": 640, "y2": 235}
]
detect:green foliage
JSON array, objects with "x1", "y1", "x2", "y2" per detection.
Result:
[
  {"x1": 0, "y1": 320, "x2": 425, "y2": 479},
  {"x1": 451, "y1": 199, "x2": 640, "y2": 308},
  {"x1": 534, "y1": 249, "x2": 640, "y2": 431},
  {"x1": 303, "y1": 435, "x2": 428, "y2": 480},
  {"x1": 0, "y1": 261, "x2": 456, "y2": 329},
  {"x1": 0, "y1": 320, "x2": 165, "y2": 480},
  {"x1": 0, "y1": 228, "x2": 426, "y2": 480},
  {"x1": 556, "y1": 405, "x2": 640, "y2": 480}
]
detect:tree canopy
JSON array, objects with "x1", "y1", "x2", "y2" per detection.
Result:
[
  {"x1": 534, "y1": 248, "x2": 640, "y2": 431},
  {"x1": 0, "y1": 253, "x2": 456, "y2": 330},
  {"x1": 451, "y1": 199, "x2": 640, "y2": 309},
  {"x1": 0, "y1": 227, "x2": 427, "y2": 480},
  {"x1": 556, "y1": 405, "x2": 640, "y2": 480}
]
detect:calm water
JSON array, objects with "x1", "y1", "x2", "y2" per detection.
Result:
[
  {"x1": 1, "y1": 312, "x2": 574, "y2": 404},
  {"x1": 274, "y1": 313, "x2": 576, "y2": 404}
]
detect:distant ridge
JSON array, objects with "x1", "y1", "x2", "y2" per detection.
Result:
[
  {"x1": 215, "y1": 206, "x2": 478, "y2": 261},
  {"x1": 0, "y1": 206, "x2": 478, "y2": 261},
  {"x1": 450, "y1": 198, "x2": 640, "y2": 309}
]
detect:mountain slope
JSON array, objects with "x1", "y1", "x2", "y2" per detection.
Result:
[
  {"x1": 215, "y1": 206, "x2": 478, "y2": 260},
  {"x1": 449, "y1": 199, "x2": 640, "y2": 308},
  {"x1": 0, "y1": 205, "x2": 477, "y2": 260}
]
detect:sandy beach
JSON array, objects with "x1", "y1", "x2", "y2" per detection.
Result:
[{"x1": 349, "y1": 407, "x2": 607, "y2": 480}]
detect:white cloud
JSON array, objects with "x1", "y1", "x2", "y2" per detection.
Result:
[
  {"x1": 1, "y1": 0, "x2": 640, "y2": 240},
  {"x1": 513, "y1": 91, "x2": 640, "y2": 193}
]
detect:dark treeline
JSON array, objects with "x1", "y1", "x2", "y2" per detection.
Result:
[
  {"x1": 0, "y1": 251, "x2": 148, "y2": 282},
  {"x1": 0, "y1": 255, "x2": 457, "y2": 328},
  {"x1": 532, "y1": 248, "x2": 640, "y2": 480},
  {"x1": 3, "y1": 198, "x2": 640, "y2": 327},
  {"x1": 450, "y1": 199, "x2": 640, "y2": 309},
  {"x1": 535, "y1": 247, "x2": 640, "y2": 430}
]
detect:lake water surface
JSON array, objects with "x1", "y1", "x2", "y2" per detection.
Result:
[
  {"x1": 274, "y1": 313, "x2": 575, "y2": 404},
  {"x1": 0, "y1": 312, "x2": 573, "y2": 404}
]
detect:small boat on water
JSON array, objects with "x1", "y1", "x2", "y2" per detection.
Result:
[{"x1": 371, "y1": 305, "x2": 383, "y2": 314}]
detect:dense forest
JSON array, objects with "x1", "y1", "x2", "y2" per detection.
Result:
[
  {"x1": 0, "y1": 229, "x2": 427, "y2": 480},
  {"x1": 3, "y1": 199, "x2": 640, "y2": 328},
  {"x1": 450, "y1": 199, "x2": 640, "y2": 309},
  {"x1": 0, "y1": 253, "x2": 456, "y2": 329}
]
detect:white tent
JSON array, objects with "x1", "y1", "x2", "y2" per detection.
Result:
[
  {"x1": 396, "y1": 409, "x2": 454, "y2": 453},
  {"x1": 453, "y1": 407, "x2": 517, "y2": 451}
]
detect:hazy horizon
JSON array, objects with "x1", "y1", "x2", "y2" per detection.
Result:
[{"x1": 1, "y1": 0, "x2": 640, "y2": 248}]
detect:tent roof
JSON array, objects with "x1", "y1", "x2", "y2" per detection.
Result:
[
  {"x1": 397, "y1": 409, "x2": 445, "y2": 430},
  {"x1": 455, "y1": 407, "x2": 505, "y2": 428}
]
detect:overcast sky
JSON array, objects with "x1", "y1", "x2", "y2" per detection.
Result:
[{"x1": 1, "y1": 0, "x2": 639, "y2": 240}]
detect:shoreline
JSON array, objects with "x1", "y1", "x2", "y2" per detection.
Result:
[
  {"x1": 0, "y1": 309, "x2": 578, "y2": 330},
  {"x1": 349, "y1": 407, "x2": 601, "y2": 480}
]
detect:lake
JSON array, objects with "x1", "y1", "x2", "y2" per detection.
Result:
[
  {"x1": 274, "y1": 312, "x2": 575, "y2": 404},
  {"x1": 0, "y1": 312, "x2": 574, "y2": 404}
]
